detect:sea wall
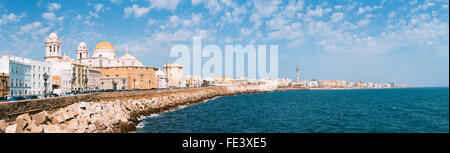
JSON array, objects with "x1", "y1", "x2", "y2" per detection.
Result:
[{"x1": 0, "y1": 85, "x2": 272, "y2": 133}]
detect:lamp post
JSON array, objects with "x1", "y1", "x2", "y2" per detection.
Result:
[{"x1": 43, "y1": 73, "x2": 49, "y2": 98}]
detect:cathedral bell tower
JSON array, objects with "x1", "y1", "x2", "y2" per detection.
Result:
[
  {"x1": 76, "y1": 42, "x2": 89, "y2": 61},
  {"x1": 45, "y1": 32, "x2": 62, "y2": 63}
]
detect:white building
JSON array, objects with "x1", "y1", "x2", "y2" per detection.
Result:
[
  {"x1": 0, "y1": 56, "x2": 31, "y2": 96},
  {"x1": 51, "y1": 61, "x2": 72, "y2": 92},
  {"x1": 28, "y1": 59, "x2": 52, "y2": 95},
  {"x1": 156, "y1": 69, "x2": 168, "y2": 89},
  {"x1": 76, "y1": 41, "x2": 143, "y2": 67}
]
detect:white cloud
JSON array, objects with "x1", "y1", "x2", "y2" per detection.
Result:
[
  {"x1": 167, "y1": 15, "x2": 181, "y2": 28},
  {"x1": 306, "y1": 7, "x2": 324, "y2": 17},
  {"x1": 42, "y1": 12, "x2": 64, "y2": 23},
  {"x1": 411, "y1": 2, "x2": 436, "y2": 12},
  {"x1": 266, "y1": 16, "x2": 287, "y2": 30},
  {"x1": 331, "y1": 12, "x2": 344, "y2": 23},
  {"x1": 18, "y1": 22, "x2": 41, "y2": 34},
  {"x1": 149, "y1": 0, "x2": 180, "y2": 11},
  {"x1": 253, "y1": 0, "x2": 281, "y2": 17},
  {"x1": 191, "y1": 13, "x2": 202, "y2": 25},
  {"x1": 358, "y1": 5, "x2": 382, "y2": 14},
  {"x1": 334, "y1": 5, "x2": 343, "y2": 10},
  {"x1": 124, "y1": 4, "x2": 151, "y2": 18},
  {"x1": 147, "y1": 18, "x2": 157, "y2": 26},
  {"x1": 388, "y1": 11, "x2": 396, "y2": 18},
  {"x1": 94, "y1": 4, "x2": 105, "y2": 12},
  {"x1": 48, "y1": 3, "x2": 61, "y2": 11},
  {"x1": 250, "y1": 0, "x2": 282, "y2": 28},
  {"x1": 357, "y1": 19, "x2": 371, "y2": 26},
  {"x1": 204, "y1": 0, "x2": 222, "y2": 14},
  {"x1": 0, "y1": 13, "x2": 24, "y2": 25},
  {"x1": 110, "y1": 0, "x2": 122, "y2": 5},
  {"x1": 192, "y1": 0, "x2": 203, "y2": 6},
  {"x1": 76, "y1": 14, "x2": 82, "y2": 20},
  {"x1": 240, "y1": 28, "x2": 253, "y2": 37}
]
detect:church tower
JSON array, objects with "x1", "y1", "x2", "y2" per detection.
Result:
[
  {"x1": 45, "y1": 32, "x2": 62, "y2": 63},
  {"x1": 76, "y1": 42, "x2": 89, "y2": 61}
]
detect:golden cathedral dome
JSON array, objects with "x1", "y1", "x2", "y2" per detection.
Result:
[{"x1": 95, "y1": 41, "x2": 115, "y2": 50}]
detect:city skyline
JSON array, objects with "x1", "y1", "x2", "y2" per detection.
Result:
[{"x1": 0, "y1": 0, "x2": 449, "y2": 87}]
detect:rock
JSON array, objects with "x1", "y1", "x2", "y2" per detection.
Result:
[
  {"x1": 52, "y1": 113, "x2": 65, "y2": 124},
  {"x1": 32, "y1": 111, "x2": 49, "y2": 124},
  {"x1": 43, "y1": 125, "x2": 58, "y2": 133},
  {"x1": 94, "y1": 120, "x2": 106, "y2": 130},
  {"x1": 62, "y1": 111, "x2": 75, "y2": 121},
  {"x1": 0, "y1": 120, "x2": 8, "y2": 133},
  {"x1": 87, "y1": 124, "x2": 96, "y2": 133},
  {"x1": 64, "y1": 125, "x2": 78, "y2": 133},
  {"x1": 67, "y1": 119, "x2": 79, "y2": 127},
  {"x1": 30, "y1": 123, "x2": 43, "y2": 133},
  {"x1": 5, "y1": 124, "x2": 17, "y2": 133},
  {"x1": 16, "y1": 113, "x2": 32, "y2": 133},
  {"x1": 104, "y1": 127, "x2": 114, "y2": 133}
]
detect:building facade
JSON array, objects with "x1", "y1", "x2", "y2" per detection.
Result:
[
  {"x1": 88, "y1": 68, "x2": 101, "y2": 90},
  {"x1": 97, "y1": 66, "x2": 158, "y2": 90},
  {"x1": 0, "y1": 73, "x2": 9, "y2": 97},
  {"x1": 71, "y1": 62, "x2": 89, "y2": 92},
  {"x1": 0, "y1": 56, "x2": 31, "y2": 96},
  {"x1": 164, "y1": 62, "x2": 184, "y2": 88},
  {"x1": 156, "y1": 69, "x2": 168, "y2": 89},
  {"x1": 29, "y1": 59, "x2": 52, "y2": 95}
]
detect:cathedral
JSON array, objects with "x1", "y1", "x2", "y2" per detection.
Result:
[
  {"x1": 43, "y1": 32, "x2": 177, "y2": 91},
  {"x1": 76, "y1": 41, "x2": 143, "y2": 67}
]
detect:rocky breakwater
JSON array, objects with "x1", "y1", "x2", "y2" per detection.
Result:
[{"x1": 0, "y1": 85, "x2": 273, "y2": 133}]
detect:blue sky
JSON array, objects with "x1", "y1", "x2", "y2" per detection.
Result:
[{"x1": 0, "y1": 0, "x2": 448, "y2": 87}]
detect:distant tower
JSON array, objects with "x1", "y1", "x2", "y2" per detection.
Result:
[
  {"x1": 76, "y1": 42, "x2": 89, "y2": 61},
  {"x1": 45, "y1": 32, "x2": 62, "y2": 63},
  {"x1": 296, "y1": 64, "x2": 300, "y2": 82},
  {"x1": 164, "y1": 61, "x2": 184, "y2": 88}
]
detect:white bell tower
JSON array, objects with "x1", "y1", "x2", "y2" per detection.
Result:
[
  {"x1": 45, "y1": 32, "x2": 62, "y2": 63},
  {"x1": 76, "y1": 42, "x2": 89, "y2": 61}
]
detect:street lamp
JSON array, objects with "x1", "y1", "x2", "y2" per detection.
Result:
[{"x1": 43, "y1": 73, "x2": 49, "y2": 98}]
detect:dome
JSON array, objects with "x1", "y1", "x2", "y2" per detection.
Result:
[
  {"x1": 77, "y1": 42, "x2": 87, "y2": 50},
  {"x1": 95, "y1": 41, "x2": 115, "y2": 50},
  {"x1": 48, "y1": 32, "x2": 58, "y2": 38},
  {"x1": 92, "y1": 41, "x2": 117, "y2": 59}
]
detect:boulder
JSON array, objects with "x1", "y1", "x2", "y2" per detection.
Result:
[
  {"x1": 104, "y1": 127, "x2": 114, "y2": 133},
  {"x1": 32, "y1": 111, "x2": 49, "y2": 124},
  {"x1": 5, "y1": 124, "x2": 17, "y2": 133},
  {"x1": 30, "y1": 123, "x2": 43, "y2": 133},
  {"x1": 52, "y1": 113, "x2": 65, "y2": 124},
  {"x1": 15, "y1": 114, "x2": 32, "y2": 133},
  {"x1": 67, "y1": 119, "x2": 79, "y2": 127},
  {"x1": 64, "y1": 125, "x2": 78, "y2": 133},
  {"x1": 94, "y1": 120, "x2": 106, "y2": 131},
  {"x1": 43, "y1": 125, "x2": 58, "y2": 133},
  {"x1": 0, "y1": 120, "x2": 8, "y2": 133},
  {"x1": 62, "y1": 111, "x2": 75, "y2": 121}
]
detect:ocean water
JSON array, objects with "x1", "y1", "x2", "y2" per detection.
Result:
[{"x1": 136, "y1": 88, "x2": 449, "y2": 133}]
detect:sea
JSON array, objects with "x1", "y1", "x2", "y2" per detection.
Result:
[{"x1": 136, "y1": 87, "x2": 449, "y2": 133}]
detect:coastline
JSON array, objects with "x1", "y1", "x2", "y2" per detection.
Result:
[{"x1": 0, "y1": 85, "x2": 274, "y2": 133}]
